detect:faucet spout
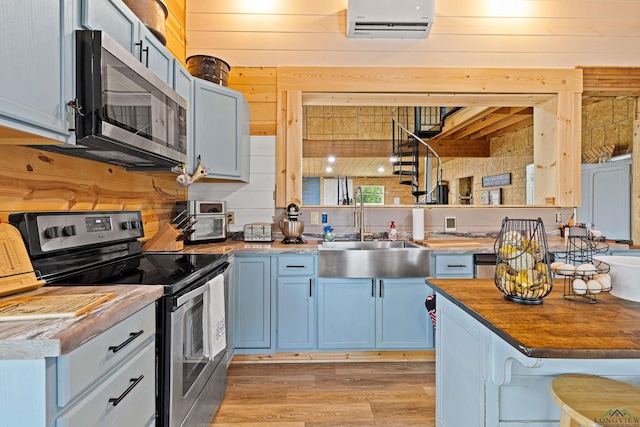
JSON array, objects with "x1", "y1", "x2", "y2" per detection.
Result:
[{"x1": 354, "y1": 186, "x2": 365, "y2": 241}]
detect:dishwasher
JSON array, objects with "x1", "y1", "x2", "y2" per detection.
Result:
[{"x1": 473, "y1": 253, "x2": 497, "y2": 278}]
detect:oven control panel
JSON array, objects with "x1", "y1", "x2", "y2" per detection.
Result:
[{"x1": 20, "y1": 211, "x2": 144, "y2": 253}]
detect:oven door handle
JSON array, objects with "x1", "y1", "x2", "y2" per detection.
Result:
[
  {"x1": 173, "y1": 262, "x2": 230, "y2": 308},
  {"x1": 175, "y1": 282, "x2": 209, "y2": 307}
]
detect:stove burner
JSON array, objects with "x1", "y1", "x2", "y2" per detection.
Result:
[{"x1": 281, "y1": 236, "x2": 307, "y2": 244}]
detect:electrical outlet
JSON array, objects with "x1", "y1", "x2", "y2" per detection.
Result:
[
  {"x1": 310, "y1": 212, "x2": 319, "y2": 225},
  {"x1": 226, "y1": 212, "x2": 234, "y2": 225},
  {"x1": 555, "y1": 212, "x2": 562, "y2": 223}
]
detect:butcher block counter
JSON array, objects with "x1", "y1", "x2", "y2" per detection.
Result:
[
  {"x1": 427, "y1": 278, "x2": 640, "y2": 359},
  {"x1": 427, "y1": 278, "x2": 640, "y2": 427},
  {"x1": 0, "y1": 285, "x2": 163, "y2": 359}
]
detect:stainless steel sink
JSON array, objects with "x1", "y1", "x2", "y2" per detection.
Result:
[
  {"x1": 320, "y1": 240, "x2": 421, "y2": 249},
  {"x1": 318, "y1": 240, "x2": 430, "y2": 278}
]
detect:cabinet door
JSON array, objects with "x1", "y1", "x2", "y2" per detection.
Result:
[
  {"x1": 579, "y1": 161, "x2": 631, "y2": 241},
  {"x1": 376, "y1": 278, "x2": 434, "y2": 349},
  {"x1": 277, "y1": 276, "x2": 316, "y2": 350},
  {"x1": 80, "y1": 0, "x2": 138, "y2": 53},
  {"x1": 0, "y1": 0, "x2": 73, "y2": 141},
  {"x1": 234, "y1": 256, "x2": 271, "y2": 349},
  {"x1": 317, "y1": 278, "x2": 376, "y2": 349},
  {"x1": 138, "y1": 23, "x2": 174, "y2": 86},
  {"x1": 173, "y1": 61, "x2": 194, "y2": 163},
  {"x1": 193, "y1": 80, "x2": 249, "y2": 180}
]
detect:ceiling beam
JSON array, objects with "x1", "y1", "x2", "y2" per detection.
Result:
[{"x1": 302, "y1": 92, "x2": 556, "y2": 107}]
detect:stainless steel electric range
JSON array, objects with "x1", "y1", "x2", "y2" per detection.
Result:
[{"x1": 9, "y1": 210, "x2": 230, "y2": 427}]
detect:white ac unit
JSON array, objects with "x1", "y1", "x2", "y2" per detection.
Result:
[{"x1": 346, "y1": 0, "x2": 435, "y2": 39}]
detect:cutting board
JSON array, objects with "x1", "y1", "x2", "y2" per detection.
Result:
[
  {"x1": 0, "y1": 293, "x2": 115, "y2": 321},
  {"x1": 0, "y1": 222, "x2": 45, "y2": 297}
]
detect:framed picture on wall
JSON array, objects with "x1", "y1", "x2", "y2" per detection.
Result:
[{"x1": 489, "y1": 188, "x2": 502, "y2": 205}]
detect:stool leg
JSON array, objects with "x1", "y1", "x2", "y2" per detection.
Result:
[{"x1": 559, "y1": 411, "x2": 581, "y2": 427}]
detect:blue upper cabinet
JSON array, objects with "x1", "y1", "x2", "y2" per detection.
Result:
[
  {"x1": 193, "y1": 79, "x2": 250, "y2": 181},
  {"x1": 80, "y1": 0, "x2": 173, "y2": 85},
  {"x1": 173, "y1": 61, "x2": 194, "y2": 162},
  {"x1": 0, "y1": 0, "x2": 74, "y2": 142}
]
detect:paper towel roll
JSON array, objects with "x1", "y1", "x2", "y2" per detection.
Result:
[{"x1": 412, "y1": 209, "x2": 424, "y2": 241}]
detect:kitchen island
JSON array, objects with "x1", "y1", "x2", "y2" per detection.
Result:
[{"x1": 427, "y1": 278, "x2": 640, "y2": 427}]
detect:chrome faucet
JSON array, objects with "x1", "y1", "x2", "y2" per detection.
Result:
[{"x1": 354, "y1": 186, "x2": 365, "y2": 241}]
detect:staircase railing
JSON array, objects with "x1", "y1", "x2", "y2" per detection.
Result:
[{"x1": 392, "y1": 116, "x2": 444, "y2": 203}]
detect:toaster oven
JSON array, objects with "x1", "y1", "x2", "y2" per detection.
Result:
[{"x1": 175, "y1": 201, "x2": 226, "y2": 243}]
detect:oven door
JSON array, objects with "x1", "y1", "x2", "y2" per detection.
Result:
[{"x1": 169, "y1": 277, "x2": 225, "y2": 427}]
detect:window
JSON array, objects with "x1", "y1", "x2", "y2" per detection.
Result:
[{"x1": 355, "y1": 186, "x2": 384, "y2": 205}]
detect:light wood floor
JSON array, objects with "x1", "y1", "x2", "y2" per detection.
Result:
[{"x1": 210, "y1": 361, "x2": 435, "y2": 426}]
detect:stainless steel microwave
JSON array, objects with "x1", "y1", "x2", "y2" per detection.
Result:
[{"x1": 37, "y1": 30, "x2": 187, "y2": 169}]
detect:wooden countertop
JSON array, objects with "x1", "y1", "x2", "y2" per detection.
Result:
[
  {"x1": 427, "y1": 278, "x2": 640, "y2": 359},
  {"x1": 0, "y1": 285, "x2": 163, "y2": 360}
]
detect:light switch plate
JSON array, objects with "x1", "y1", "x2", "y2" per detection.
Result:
[
  {"x1": 444, "y1": 216, "x2": 457, "y2": 232},
  {"x1": 310, "y1": 212, "x2": 319, "y2": 225}
]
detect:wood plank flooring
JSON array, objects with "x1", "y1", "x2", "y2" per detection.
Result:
[{"x1": 210, "y1": 361, "x2": 435, "y2": 426}]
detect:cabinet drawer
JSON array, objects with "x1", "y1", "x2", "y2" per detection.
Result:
[
  {"x1": 435, "y1": 254, "x2": 474, "y2": 277},
  {"x1": 277, "y1": 255, "x2": 315, "y2": 276},
  {"x1": 55, "y1": 341, "x2": 155, "y2": 427},
  {"x1": 57, "y1": 304, "x2": 156, "y2": 406}
]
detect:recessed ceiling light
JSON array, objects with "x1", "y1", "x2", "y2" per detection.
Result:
[
  {"x1": 389, "y1": 156, "x2": 397, "y2": 163},
  {"x1": 378, "y1": 167, "x2": 385, "y2": 173},
  {"x1": 327, "y1": 156, "x2": 336, "y2": 163},
  {"x1": 326, "y1": 166, "x2": 333, "y2": 172}
]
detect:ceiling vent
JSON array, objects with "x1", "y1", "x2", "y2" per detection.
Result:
[{"x1": 346, "y1": 0, "x2": 435, "y2": 39}]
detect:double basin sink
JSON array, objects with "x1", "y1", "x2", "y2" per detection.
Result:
[{"x1": 317, "y1": 240, "x2": 430, "y2": 278}]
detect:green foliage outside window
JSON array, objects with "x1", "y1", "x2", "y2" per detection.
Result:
[{"x1": 355, "y1": 186, "x2": 384, "y2": 205}]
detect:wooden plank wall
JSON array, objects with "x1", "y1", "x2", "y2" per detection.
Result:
[
  {"x1": 165, "y1": 0, "x2": 187, "y2": 64},
  {"x1": 186, "y1": 0, "x2": 640, "y2": 68},
  {"x1": 0, "y1": 145, "x2": 186, "y2": 237}
]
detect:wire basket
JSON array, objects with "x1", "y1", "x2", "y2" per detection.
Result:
[
  {"x1": 553, "y1": 226, "x2": 611, "y2": 303},
  {"x1": 494, "y1": 218, "x2": 553, "y2": 304}
]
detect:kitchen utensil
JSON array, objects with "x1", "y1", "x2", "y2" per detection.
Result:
[
  {"x1": 122, "y1": 0, "x2": 168, "y2": 45},
  {"x1": 0, "y1": 222, "x2": 45, "y2": 297},
  {"x1": 171, "y1": 209, "x2": 188, "y2": 225},
  {"x1": 186, "y1": 55, "x2": 231, "y2": 86},
  {"x1": 285, "y1": 203, "x2": 300, "y2": 221},
  {"x1": 279, "y1": 219, "x2": 306, "y2": 244}
]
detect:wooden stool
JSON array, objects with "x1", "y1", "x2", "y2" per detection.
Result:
[{"x1": 550, "y1": 374, "x2": 640, "y2": 427}]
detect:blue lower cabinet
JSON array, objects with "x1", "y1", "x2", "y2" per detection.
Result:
[
  {"x1": 376, "y1": 278, "x2": 434, "y2": 349},
  {"x1": 318, "y1": 277, "x2": 434, "y2": 350},
  {"x1": 234, "y1": 256, "x2": 272, "y2": 350},
  {"x1": 277, "y1": 276, "x2": 316, "y2": 350},
  {"x1": 318, "y1": 278, "x2": 376, "y2": 349}
]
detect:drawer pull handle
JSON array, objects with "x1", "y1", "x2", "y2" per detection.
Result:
[
  {"x1": 109, "y1": 375, "x2": 144, "y2": 406},
  {"x1": 447, "y1": 264, "x2": 468, "y2": 268},
  {"x1": 109, "y1": 330, "x2": 144, "y2": 353},
  {"x1": 286, "y1": 265, "x2": 306, "y2": 268}
]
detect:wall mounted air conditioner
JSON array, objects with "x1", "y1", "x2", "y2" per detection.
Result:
[{"x1": 346, "y1": 0, "x2": 435, "y2": 39}]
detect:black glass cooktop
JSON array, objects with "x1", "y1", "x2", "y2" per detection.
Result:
[{"x1": 42, "y1": 252, "x2": 227, "y2": 294}]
